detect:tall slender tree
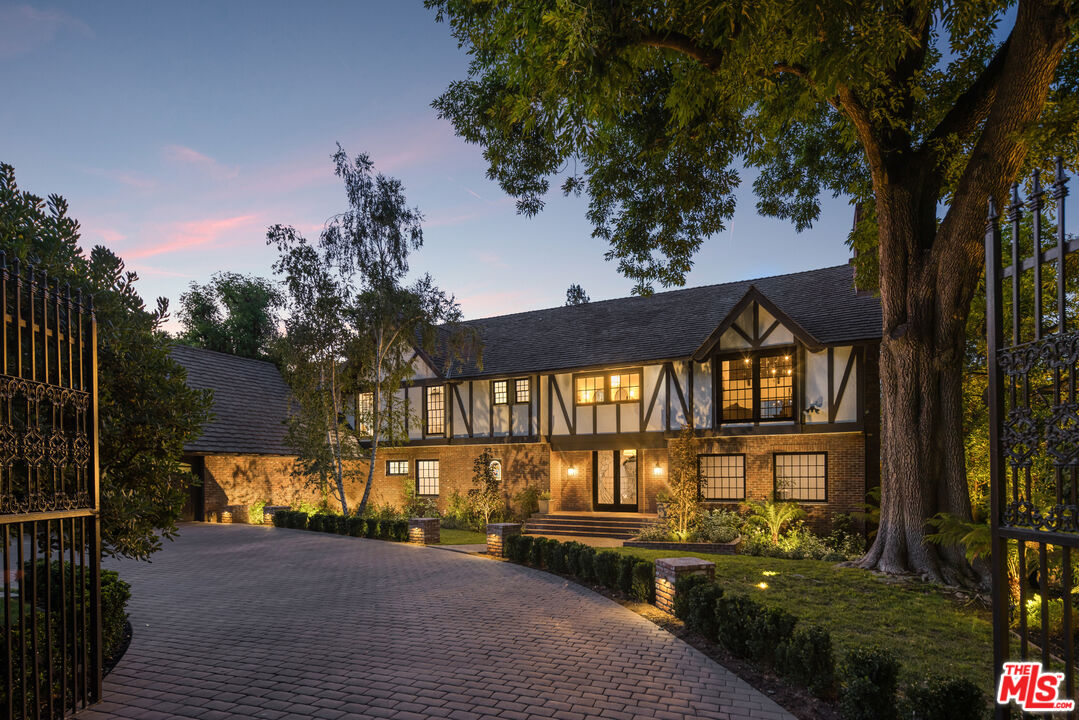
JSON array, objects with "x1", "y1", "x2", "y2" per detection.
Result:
[
  {"x1": 428, "y1": 0, "x2": 1079, "y2": 583},
  {"x1": 269, "y1": 145, "x2": 477, "y2": 515}
]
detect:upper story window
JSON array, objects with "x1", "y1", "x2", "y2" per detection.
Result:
[
  {"x1": 575, "y1": 370, "x2": 642, "y2": 405},
  {"x1": 721, "y1": 349, "x2": 794, "y2": 422},
  {"x1": 425, "y1": 385, "x2": 445, "y2": 435},
  {"x1": 515, "y1": 378, "x2": 531, "y2": 404},
  {"x1": 493, "y1": 380, "x2": 508, "y2": 405},
  {"x1": 358, "y1": 392, "x2": 373, "y2": 435}
]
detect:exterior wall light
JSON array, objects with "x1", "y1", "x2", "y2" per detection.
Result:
[
  {"x1": 653, "y1": 463, "x2": 664, "y2": 476},
  {"x1": 567, "y1": 466, "x2": 578, "y2": 477}
]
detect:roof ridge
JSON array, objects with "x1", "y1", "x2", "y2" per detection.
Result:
[{"x1": 462, "y1": 264, "x2": 852, "y2": 323}]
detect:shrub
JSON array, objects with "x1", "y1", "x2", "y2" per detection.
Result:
[
  {"x1": 290, "y1": 511, "x2": 309, "y2": 530},
  {"x1": 673, "y1": 573, "x2": 712, "y2": 620},
  {"x1": 364, "y1": 518, "x2": 379, "y2": 538},
  {"x1": 272, "y1": 510, "x2": 289, "y2": 527},
  {"x1": 630, "y1": 561, "x2": 654, "y2": 603},
  {"x1": 248, "y1": 500, "x2": 267, "y2": 525},
  {"x1": 839, "y1": 647, "x2": 900, "y2": 720},
  {"x1": 714, "y1": 593, "x2": 760, "y2": 654},
  {"x1": 618, "y1": 554, "x2": 642, "y2": 595},
  {"x1": 347, "y1": 515, "x2": 366, "y2": 537},
  {"x1": 543, "y1": 538, "x2": 565, "y2": 573},
  {"x1": 776, "y1": 625, "x2": 836, "y2": 698},
  {"x1": 635, "y1": 521, "x2": 674, "y2": 541},
  {"x1": 563, "y1": 541, "x2": 583, "y2": 575},
  {"x1": 503, "y1": 533, "x2": 522, "y2": 560},
  {"x1": 516, "y1": 535, "x2": 535, "y2": 564},
  {"x1": 307, "y1": 513, "x2": 324, "y2": 532},
  {"x1": 684, "y1": 580, "x2": 724, "y2": 641},
  {"x1": 901, "y1": 676, "x2": 986, "y2": 720},
  {"x1": 747, "y1": 606, "x2": 798, "y2": 667},
  {"x1": 26, "y1": 561, "x2": 131, "y2": 661},
  {"x1": 692, "y1": 510, "x2": 742, "y2": 543},
  {"x1": 514, "y1": 485, "x2": 540, "y2": 520},
  {"x1": 529, "y1": 537, "x2": 547, "y2": 567},
  {"x1": 594, "y1": 551, "x2": 622, "y2": 590},
  {"x1": 391, "y1": 519, "x2": 409, "y2": 541},
  {"x1": 577, "y1": 546, "x2": 597, "y2": 582}
]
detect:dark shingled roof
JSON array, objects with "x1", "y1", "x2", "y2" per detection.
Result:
[
  {"x1": 170, "y1": 345, "x2": 293, "y2": 456},
  {"x1": 442, "y1": 264, "x2": 881, "y2": 379}
]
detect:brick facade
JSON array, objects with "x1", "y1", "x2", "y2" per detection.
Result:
[{"x1": 197, "y1": 431, "x2": 865, "y2": 532}]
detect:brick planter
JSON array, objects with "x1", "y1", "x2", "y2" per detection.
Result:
[
  {"x1": 654, "y1": 557, "x2": 716, "y2": 615},
  {"x1": 624, "y1": 537, "x2": 741, "y2": 555},
  {"x1": 409, "y1": 518, "x2": 440, "y2": 545},
  {"x1": 263, "y1": 505, "x2": 290, "y2": 524},
  {"x1": 486, "y1": 523, "x2": 522, "y2": 557}
]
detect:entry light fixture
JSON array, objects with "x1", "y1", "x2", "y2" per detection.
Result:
[
  {"x1": 567, "y1": 466, "x2": 578, "y2": 477},
  {"x1": 653, "y1": 463, "x2": 664, "y2": 476}
]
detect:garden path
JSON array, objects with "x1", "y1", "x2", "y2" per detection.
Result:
[{"x1": 80, "y1": 523, "x2": 794, "y2": 720}]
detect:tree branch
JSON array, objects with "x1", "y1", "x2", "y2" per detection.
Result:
[
  {"x1": 922, "y1": 36, "x2": 1013, "y2": 150},
  {"x1": 638, "y1": 31, "x2": 724, "y2": 72}
]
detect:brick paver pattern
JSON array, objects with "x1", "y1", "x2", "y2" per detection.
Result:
[{"x1": 82, "y1": 523, "x2": 794, "y2": 720}]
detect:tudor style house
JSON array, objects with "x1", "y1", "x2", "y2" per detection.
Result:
[{"x1": 371, "y1": 263, "x2": 882, "y2": 531}]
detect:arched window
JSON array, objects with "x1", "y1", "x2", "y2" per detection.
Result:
[{"x1": 489, "y1": 459, "x2": 502, "y2": 483}]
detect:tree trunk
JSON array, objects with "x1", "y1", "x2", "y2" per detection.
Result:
[{"x1": 856, "y1": 182, "x2": 982, "y2": 585}]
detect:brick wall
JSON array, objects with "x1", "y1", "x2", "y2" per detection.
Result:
[
  {"x1": 375, "y1": 443, "x2": 550, "y2": 515},
  {"x1": 692, "y1": 431, "x2": 865, "y2": 532},
  {"x1": 200, "y1": 454, "x2": 367, "y2": 517}
]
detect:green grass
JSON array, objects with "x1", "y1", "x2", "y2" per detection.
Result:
[
  {"x1": 606, "y1": 547, "x2": 993, "y2": 692},
  {"x1": 438, "y1": 529, "x2": 486, "y2": 545}
]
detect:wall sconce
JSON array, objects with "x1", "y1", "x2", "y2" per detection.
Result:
[
  {"x1": 567, "y1": 466, "x2": 578, "y2": 477},
  {"x1": 653, "y1": 463, "x2": 664, "y2": 476}
]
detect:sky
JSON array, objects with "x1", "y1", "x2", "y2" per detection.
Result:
[{"x1": 0, "y1": 1, "x2": 855, "y2": 330}]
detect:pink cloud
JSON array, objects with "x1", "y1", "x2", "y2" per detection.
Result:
[
  {"x1": 87, "y1": 227, "x2": 127, "y2": 245},
  {"x1": 162, "y1": 145, "x2": 239, "y2": 180},
  {"x1": 127, "y1": 214, "x2": 260, "y2": 259},
  {"x1": 457, "y1": 289, "x2": 545, "y2": 320}
]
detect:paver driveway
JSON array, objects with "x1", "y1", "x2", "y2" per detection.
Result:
[{"x1": 82, "y1": 523, "x2": 794, "y2": 720}]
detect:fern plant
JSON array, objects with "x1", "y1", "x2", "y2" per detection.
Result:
[{"x1": 742, "y1": 499, "x2": 806, "y2": 545}]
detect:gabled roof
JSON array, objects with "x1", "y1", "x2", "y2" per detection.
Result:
[
  {"x1": 170, "y1": 345, "x2": 293, "y2": 456},
  {"x1": 691, "y1": 285, "x2": 825, "y2": 360},
  {"x1": 438, "y1": 264, "x2": 881, "y2": 379}
]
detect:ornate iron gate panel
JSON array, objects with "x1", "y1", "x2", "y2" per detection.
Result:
[
  {"x1": 987, "y1": 158, "x2": 1078, "y2": 717},
  {"x1": 0, "y1": 253, "x2": 102, "y2": 719}
]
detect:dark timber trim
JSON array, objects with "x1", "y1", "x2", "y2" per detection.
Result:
[{"x1": 692, "y1": 286, "x2": 825, "y2": 361}]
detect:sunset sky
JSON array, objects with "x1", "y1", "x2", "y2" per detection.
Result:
[{"x1": 1, "y1": 1, "x2": 854, "y2": 329}]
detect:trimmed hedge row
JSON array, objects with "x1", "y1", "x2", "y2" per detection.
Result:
[
  {"x1": 671, "y1": 575, "x2": 988, "y2": 719},
  {"x1": 272, "y1": 510, "x2": 409, "y2": 541},
  {"x1": 503, "y1": 535, "x2": 655, "y2": 603}
]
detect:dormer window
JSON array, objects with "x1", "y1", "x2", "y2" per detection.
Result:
[
  {"x1": 575, "y1": 370, "x2": 642, "y2": 405},
  {"x1": 721, "y1": 349, "x2": 794, "y2": 422}
]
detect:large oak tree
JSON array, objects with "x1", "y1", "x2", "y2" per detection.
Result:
[{"x1": 428, "y1": 0, "x2": 1079, "y2": 583}]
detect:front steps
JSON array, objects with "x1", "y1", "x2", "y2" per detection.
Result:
[{"x1": 524, "y1": 513, "x2": 657, "y2": 540}]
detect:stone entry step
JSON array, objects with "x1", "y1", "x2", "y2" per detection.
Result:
[{"x1": 524, "y1": 513, "x2": 657, "y2": 539}]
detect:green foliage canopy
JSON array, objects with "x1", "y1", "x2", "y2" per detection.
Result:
[{"x1": 177, "y1": 271, "x2": 282, "y2": 360}]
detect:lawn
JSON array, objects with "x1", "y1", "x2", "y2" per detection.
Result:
[
  {"x1": 438, "y1": 529, "x2": 486, "y2": 545},
  {"x1": 604, "y1": 546, "x2": 994, "y2": 692}
]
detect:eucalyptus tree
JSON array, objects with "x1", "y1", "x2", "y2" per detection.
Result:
[
  {"x1": 428, "y1": 0, "x2": 1079, "y2": 583},
  {"x1": 269, "y1": 145, "x2": 476, "y2": 516}
]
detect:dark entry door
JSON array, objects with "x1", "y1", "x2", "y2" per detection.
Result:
[{"x1": 593, "y1": 450, "x2": 639, "y2": 512}]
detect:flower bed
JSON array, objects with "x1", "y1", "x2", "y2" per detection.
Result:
[{"x1": 624, "y1": 537, "x2": 741, "y2": 554}]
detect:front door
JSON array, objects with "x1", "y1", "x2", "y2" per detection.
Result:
[{"x1": 593, "y1": 449, "x2": 639, "y2": 512}]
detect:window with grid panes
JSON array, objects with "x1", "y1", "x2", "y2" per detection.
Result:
[
  {"x1": 386, "y1": 460, "x2": 408, "y2": 476},
  {"x1": 609, "y1": 372, "x2": 640, "y2": 402},
  {"x1": 416, "y1": 460, "x2": 440, "y2": 495},
  {"x1": 698, "y1": 454, "x2": 745, "y2": 501},
  {"x1": 493, "y1": 380, "x2": 508, "y2": 405},
  {"x1": 515, "y1": 378, "x2": 530, "y2": 403},
  {"x1": 575, "y1": 375, "x2": 605, "y2": 404},
  {"x1": 721, "y1": 358, "x2": 754, "y2": 421},
  {"x1": 774, "y1": 453, "x2": 827, "y2": 502},
  {"x1": 426, "y1": 386, "x2": 445, "y2": 434}
]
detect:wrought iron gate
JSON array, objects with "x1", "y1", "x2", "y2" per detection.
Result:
[
  {"x1": 987, "y1": 158, "x2": 1078, "y2": 717},
  {"x1": 0, "y1": 253, "x2": 102, "y2": 718}
]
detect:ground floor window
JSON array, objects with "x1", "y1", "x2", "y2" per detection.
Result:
[
  {"x1": 698, "y1": 454, "x2": 745, "y2": 501},
  {"x1": 416, "y1": 459, "x2": 440, "y2": 496},
  {"x1": 774, "y1": 452, "x2": 827, "y2": 502},
  {"x1": 386, "y1": 459, "x2": 408, "y2": 476}
]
